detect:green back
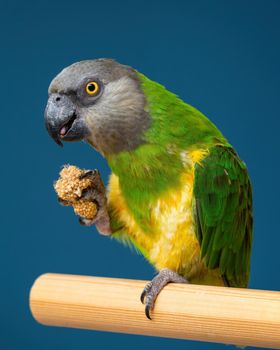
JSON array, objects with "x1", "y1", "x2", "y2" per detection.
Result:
[{"x1": 194, "y1": 144, "x2": 253, "y2": 287}]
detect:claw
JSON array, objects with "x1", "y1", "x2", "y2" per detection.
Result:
[
  {"x1": 79, "y1": 169, "x2": 98, "y2": 180},
  {"x1": 140, "y1": 281, "x2": 152, "y2": 304},
  {"x1": 79, "y1": 217, "x2": 87, "y2": 226},
  {"x1": 79, "y1": 216, "x2": 95, "y2": 226},
  {"x1": 58, "y1": 196, "x2": 71, "y2": 206},
  {"x1": 145, "y1": 305, "x2": 152, "y2": 320},
  {"x1": 140, "y1": 290, "x2": 146, "y2": 304},
  {"x1": 81, "y1": 187, "x2": 91, "y2": 198}
]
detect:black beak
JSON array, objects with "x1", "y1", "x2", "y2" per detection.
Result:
[{"x1": 44, "y1": 93, "x2": 89, "y2": 146}]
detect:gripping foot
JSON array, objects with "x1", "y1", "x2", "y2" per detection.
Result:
[{"x1": 141, "y1": 268, "x2": 188, "y2": 320}]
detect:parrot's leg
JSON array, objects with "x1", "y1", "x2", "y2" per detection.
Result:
[
  {"x1": 141, "y1": 268, "x2": 188, "y2": 320},
  {"x1": 78, "y1": 170, "x2": 112, "y2": 235}
]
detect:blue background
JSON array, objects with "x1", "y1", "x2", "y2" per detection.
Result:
[{"x1": 1, "y1": 0, "x2": 279, "y2": 349}]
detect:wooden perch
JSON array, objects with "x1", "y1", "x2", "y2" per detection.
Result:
[{"x1": 30, "y1": 273, "x2": 280, "y2": 349}]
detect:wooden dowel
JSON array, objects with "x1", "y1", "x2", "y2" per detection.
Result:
[{"x1": 30, "y1": 273, "x2": 280, "y2": 349}]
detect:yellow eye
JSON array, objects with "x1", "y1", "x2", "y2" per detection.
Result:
[{"x1": 85, "y1": 81, "x2": 99, "y2": 95}]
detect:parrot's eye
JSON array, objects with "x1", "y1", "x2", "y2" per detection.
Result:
[{"x1": 85, "y1": 81, "x2": 99, "y2": 95}]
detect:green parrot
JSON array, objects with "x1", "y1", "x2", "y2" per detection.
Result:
[{"x1": 45, "y1": 59, "x2": 253, "y2": 319}]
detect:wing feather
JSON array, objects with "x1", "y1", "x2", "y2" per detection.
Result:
[{"x1": 193, "y1": 145, "x2": 253, "y2": 287}]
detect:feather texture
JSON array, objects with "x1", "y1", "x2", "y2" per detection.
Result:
[
  {"x1": 107, "y1": 72, "x2": 252, "y2": 288},
  {"x1": 193, "y1": 145, "x2": 253, "y2": 287}
]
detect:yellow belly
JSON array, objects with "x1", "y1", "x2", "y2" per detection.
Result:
[{"x1": 107, "y1": 149, "x2": 224, "y2": 286}]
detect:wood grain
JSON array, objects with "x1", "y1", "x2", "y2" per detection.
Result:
[{"x1": 29, "y1": 273, "x2": 280, "y2": 348}]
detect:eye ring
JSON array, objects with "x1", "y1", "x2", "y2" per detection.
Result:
[{"x1": 85, "y1": 81, "x2": 99, "y2": 95}]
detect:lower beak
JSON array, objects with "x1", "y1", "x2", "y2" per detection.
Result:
[{"x1": 45, "y1": 93, "x2": 89, "y2": 146}]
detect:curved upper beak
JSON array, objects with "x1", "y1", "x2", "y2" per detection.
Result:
[{"x1": 45, "y1": 93, "x2": 89, "y2": 146}]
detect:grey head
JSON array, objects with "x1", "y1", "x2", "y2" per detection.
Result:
[{"x1": 45, "y1": 59, "x2": 150, "y2": 155}]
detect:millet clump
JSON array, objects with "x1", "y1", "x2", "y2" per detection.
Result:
[{"x1": 54, "y1": 165, "x2": 98, "y2": 220}]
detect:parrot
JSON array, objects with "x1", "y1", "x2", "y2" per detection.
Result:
[{"x1": 44, "y1": 58, "x2": 253, "y2": 319}]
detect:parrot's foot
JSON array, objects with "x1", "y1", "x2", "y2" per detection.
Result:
[
  {"x1": 140, "y1": 268, "x2": 188, "y2": 320},
  {"x1": 77, "y1": 170, "x2": 111, "y2": 235}
]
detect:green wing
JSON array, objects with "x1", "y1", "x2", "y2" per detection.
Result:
[{"x1": 193, "y1": 144, "x2": 253, "y2": 287}]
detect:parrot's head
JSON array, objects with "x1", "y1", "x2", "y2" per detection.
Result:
[{"x1": 45, "y1": 59, "x2": 150, "y2": 156}]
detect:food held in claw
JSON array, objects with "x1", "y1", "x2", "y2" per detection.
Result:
[{"x1": 54, "y1": 165, "x2": 98, "y2": 220}]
